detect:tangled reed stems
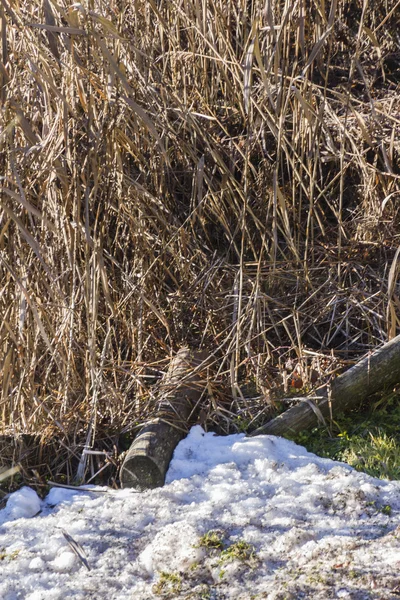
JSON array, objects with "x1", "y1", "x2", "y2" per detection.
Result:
[{"x1": 0, "y1": 0, "x2": 399, "y2": 484}]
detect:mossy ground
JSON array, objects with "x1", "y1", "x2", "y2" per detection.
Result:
[{"x1": 290, "y1": 389, "x2": 400, "y2": 480}]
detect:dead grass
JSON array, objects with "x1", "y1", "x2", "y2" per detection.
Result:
[{"x1": 0, "y1": 0, "x2": 399, "y2": 486}]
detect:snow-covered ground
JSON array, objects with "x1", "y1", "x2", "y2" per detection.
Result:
[{"x1": 1, "y1": 425, "x2": 400, "y2": 600}]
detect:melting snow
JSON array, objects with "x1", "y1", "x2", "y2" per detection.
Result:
[{"x1": 1, "y1": 425, "x2": 400, "y2": 599}]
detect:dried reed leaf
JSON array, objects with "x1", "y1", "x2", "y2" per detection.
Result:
[
  {"x1": 89, "y1": 12, "x2": 122, "y2": 37},
  {"x1": 0, "y1": 465, "x2": 20, "y2": 482},
  {"x1": 43, "y1": 0, "x2": 59, "y2": 61},
  {"x1": 62, "y1": 529, "x2": 91, "y2": 571},
  {"x1": 142, "y1": 294, "x2": 170, "y2": 337},
  {"x1": 302, "y1": 26, "x2": 333, "y2": 77},
  {"x1": 0, "y1": 203, "x2": 49, "y2": 268},
  {"x1": 0, "y1": 187, "x2": 56, "y2": 232},
  {"x1": 243, "y1": 29, "x2": 256, "y2": 115},
  {"x1": 95, "y1": 36, "x2": 167, "y2": 160},
  {"x1": 352, "y1": 110, "x2": 373, "y2": 146}
]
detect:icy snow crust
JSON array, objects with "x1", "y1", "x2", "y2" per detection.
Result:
[{"x1": 1, "y1": 426, "x2": 400, "y2": 599}]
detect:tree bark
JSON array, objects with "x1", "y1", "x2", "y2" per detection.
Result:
[
  {"x1": 120, "y1": 347, "x2": 208, "y2": 489},
  {"x1": 248, "y1": 334, "x2": 400, "y2": 438}
]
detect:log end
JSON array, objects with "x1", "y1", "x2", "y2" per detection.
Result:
[{"x1": 120, "y1": 454, "x2": 165, "y2": 490}]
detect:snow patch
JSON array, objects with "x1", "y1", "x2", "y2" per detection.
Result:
[
  {"x1": 139, "y1": 521, "x2": 205, "y2": 575},
  {"x1": 1, "y1": 425, "x2": 400, "y2": 599},
  {"x1": 2, "y1": 486, "x2": 41, "y2": 522}
]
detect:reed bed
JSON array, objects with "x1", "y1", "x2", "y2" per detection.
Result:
[{"x1": 0, "y1": 0, "x2": 399, "y2": 485}]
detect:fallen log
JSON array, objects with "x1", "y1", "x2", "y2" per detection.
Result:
[
  {"x1": 248, "y1": 333, "x2": 400, "y2": 438},
  {"x1": 120, "y1": 347, "x2": 208, "y2": 490}
]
